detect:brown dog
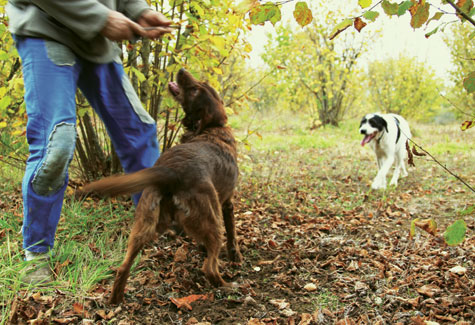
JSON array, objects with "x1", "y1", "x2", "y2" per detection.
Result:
[{"x1": 81, "y1": 69, "x2": 242, "y2": 304}]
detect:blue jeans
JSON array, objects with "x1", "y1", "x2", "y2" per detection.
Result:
[{"x1": 14, "y1": 37, "x2": 160, "y2": 253}]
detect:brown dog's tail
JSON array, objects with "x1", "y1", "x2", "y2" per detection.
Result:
[{"x1": 80, "y1": 167, "x2": 179, "y2": 197}]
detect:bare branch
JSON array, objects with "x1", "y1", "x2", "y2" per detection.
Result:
[
  {"x1": 445, "y1": 0, "x2": 475, "y2": 27},
  {"x1": 408, "y1": 137, "x2": 475, "y2": 194}
]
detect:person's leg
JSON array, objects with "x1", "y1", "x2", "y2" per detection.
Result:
[
  {"x1": 77, "y1": 59, "x2": 159, "y2": 204},
  {"x1": 15, "y1": 37, "x2": 81, "y2": 256}
]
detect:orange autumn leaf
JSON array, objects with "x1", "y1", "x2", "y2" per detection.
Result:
[
  {"x1": 169, "y1": 294, "x2": 209, "y2": 310},
  {"x1": 354, "y1": 17, "x2": 367, "y2": 32},
  {"x1": 73, "y1": 302, "x2": 85, "y2": 315}
]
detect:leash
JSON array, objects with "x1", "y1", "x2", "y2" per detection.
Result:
[{"x1": 394, "y1": 116, "x2": 401, "y2": 144}]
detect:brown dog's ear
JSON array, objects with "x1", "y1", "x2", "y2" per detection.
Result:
[{"x1": 194, "y1": 84, "x2": 227, "y2": 133}]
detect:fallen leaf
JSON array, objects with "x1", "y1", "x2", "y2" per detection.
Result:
[
  {"x1": 170, "y1": 294, "x2": 208, "y2": 311},
  {"x1": 299, "y1": 313, "x2": 314, "y2": 325},
  {"x1": 280, "y1": 308, "x2": 296, "y2": 317},
  {"x1": 269, "y1": 298, "x2": 289, "y2": 310},
  {"x1": 304, "y1": 283, "x2": 317, "y2": 292},
  {"x1": 417, "y1": 284, "x2": 441, "y2": 298},
  {"x1": 174, "y1": 244, "x2": 188, "y2": 263},
  {"x1": 247, "y1": 319, "x2": 266, "y2": 325},
  {"x1": 449, "y1": 265, "x2": 467, "y2": 275},
  {"x1": 52, "y1": 317, "x2": 78, "y2": 324},
  {"x1": 414, "y1": 218, "x2": 437, "y2": 236}
]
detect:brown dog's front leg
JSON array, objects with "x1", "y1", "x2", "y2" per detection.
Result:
[{"x1": 222, "y1": 199, "x2": 242, "y2": 263}]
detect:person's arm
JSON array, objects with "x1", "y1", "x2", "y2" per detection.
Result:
[
  {"x1": 32, "y1": 0, "x2": 171, "y2": 41},
  {"x1": 123, "y1": 1, "x2": 174, "y2": 39},
  {"x1": 31, "y1": 0, "x2": 112, "y2": 40}
]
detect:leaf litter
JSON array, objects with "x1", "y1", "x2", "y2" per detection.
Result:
[{"x1": 2, "y1": 130, "x2": 474, "y2": 324}]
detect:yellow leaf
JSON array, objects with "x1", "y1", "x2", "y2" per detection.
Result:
[
  {"x1": 12, "y1": 120, "x2": 23, "y2": 128},
  {"x1": 0, "y1": 121, "x2": 7, "y2": 128},
  {"x1": 12, "y1": 129, "x2": 24, "y2": 136},
  {"x1": 244, "y1": 43, "x2": 253, "y2": 53},
  {"x1": 210, "y1": 36, "x2": 226, "y2": 51},
  {"x1": 233, "y1": 0, "x2": 258, "y2": 14},
  {"x1": 212, "y1": 67, "x2": 223, "y2": 75},
  {"x1": 225, "y1": 106, "x2": 235, "y2": 115}
]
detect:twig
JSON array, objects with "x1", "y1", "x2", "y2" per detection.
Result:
[
  {"x1": 354, "y1": 0, "x2": 384, "y2": 19},
  {"x1": 225, "y1": 68, "x2": 276, "y2": 107},
  {"x1": 408, "y1": 137, "x2": 475, "y2": 194},
  {"x1": 445, "y1": 0, "x2": 475, "y2": 27},
  {"x1": 437, "y1": 87, "x2": 475, "y2": 119}
]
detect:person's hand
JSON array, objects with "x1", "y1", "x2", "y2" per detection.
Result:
[
  {"x1": 101, "y1": 10, "x2": 146, "y2": 41},
  {"x1": 137, "y1": 10, "x2": 174, "y2": 39}
]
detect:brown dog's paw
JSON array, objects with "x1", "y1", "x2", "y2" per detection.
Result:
[
  {"x1": 228, "y1": 248, "x2": 243, "y2": 263},
  {"x1": 109, "y1": 292, "x2": 124, "y2": 305}
]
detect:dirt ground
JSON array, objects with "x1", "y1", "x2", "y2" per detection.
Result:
[{"x1": 6, "y1": 127, "x2": 475, "y2": 324}]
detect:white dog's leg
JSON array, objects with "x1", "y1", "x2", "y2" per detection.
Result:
[
  {"x1": 400, "y1": 150, "x2": 408, "y2": 177},
  {"x1": 390, "y1": 149, "x2": 405, "y2": 186},
  {"x1": 390, "y1": 160, "x2": 400, "y2": 187},
  {"x1": 372, "y1": 155, "x2": 394, "y2": 189}
]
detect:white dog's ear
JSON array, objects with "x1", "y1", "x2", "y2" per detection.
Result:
[{"x1": 373, "y1": 115, "x2": 388, "y2": 133}]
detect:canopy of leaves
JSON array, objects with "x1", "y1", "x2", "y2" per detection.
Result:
[
  {"x1": 443, "y1": 22, "x2": 475, "y2": 119},
  {"x1": 364, "y1": 56, "x2": 445, "y2": 121},
  {"x1": 258, "y1": 8, "x2": 370, "y2": 126}
]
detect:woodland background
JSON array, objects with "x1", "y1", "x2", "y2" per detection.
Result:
[{"x1": 0, "y1": 0, "x2": 474, "y2": 324}]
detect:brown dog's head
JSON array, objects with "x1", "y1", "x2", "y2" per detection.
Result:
[{"x1": 168, "y1": 68, "x2": 227, "y2": 133}]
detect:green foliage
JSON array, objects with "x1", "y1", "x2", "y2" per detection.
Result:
[
  {"x1": 249, "y1": 3, "x2": 281, "y2": 26},
  {"x1": 410, "y1": 2, "x2": 430, "y2": 28},
  {"x1": 443, "y1": 219, "x2": 467, "y2": 246},
  {"x1": 363, "y1": 11, "x2": 380, "y2": 21},
  {"x1": 329, "y1": 19, "x2": 353, "y2": 40},
  {"x1": 381, "y1": 0, "x2": 399, "y2": 16},
  {"x1": 364, "y1": 56, "x2": 445, "y2": 121},
  {"x1": 258, "y1": 6, "x2": 368, "y2": 126},
  {"x1": 443, "y1": 23, "x2": 475, "y2": 117},
  {"x1": 398, "y1": 1, "x2": 415, "y2": 16},
  {"x1": 463, "y1": 71, "x2": 475, "y2": 93},
  {"x1": 293, "y1": 2, "x2": 313, "y2": 27},
  {"x1": 0, "y1": 2, "x2": 26, "y2": 146},
  {"x1": 358, "y1": 0, "x2": 373, "y2": 9},
  {"x1": 410, "y1": 217, "x2": 468, "y2": 246}
]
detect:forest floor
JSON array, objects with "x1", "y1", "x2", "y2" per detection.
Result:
[{"x1": 1, "y1": 116, "x2": 474, "y2": 324}]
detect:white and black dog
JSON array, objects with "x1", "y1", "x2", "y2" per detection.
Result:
[{"x1": 359, "y1": 113, "x2": 412, "y2": 189}]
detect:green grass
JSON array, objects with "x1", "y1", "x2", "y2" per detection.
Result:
[
  {"x1": 306, "y1": 289, "x2": 343, "y2": 312},
  {"x1": 0, "y1": 189, "x2": 137, "y2": 322}
]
